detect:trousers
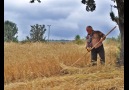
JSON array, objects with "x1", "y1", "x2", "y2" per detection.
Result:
[{"x1": 91, "y1": 44, "x2": 105, "y2": 63}]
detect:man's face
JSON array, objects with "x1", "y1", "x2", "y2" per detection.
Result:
[{"x1": 86, "y1": 27, "x2": 93, "y2": 34}]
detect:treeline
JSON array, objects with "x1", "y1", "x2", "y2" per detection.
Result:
[
  {"x1": 4, "y1": 20, "x2": 121, "y2": 43},
  {"x1": 73, "y1": 34, "x2": 121, "y2": 45},
  {"x1": 105, "y1": 35, "x2": 121, "y2": 43},
  {"x1": 4, "y1": 20, "x2": 47, "y2": 43}
]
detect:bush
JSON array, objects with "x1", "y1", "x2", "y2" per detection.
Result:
[{"x1": 74, "y1": 39, "x2": 84, "y2": 45}]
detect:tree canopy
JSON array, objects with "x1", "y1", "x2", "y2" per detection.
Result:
[
  {"x1": 4, "y1": 20, "x2": 18, "y2": 42},
  {"x1": 26, "y1": 24, "x2": 47, "y2": 42}
]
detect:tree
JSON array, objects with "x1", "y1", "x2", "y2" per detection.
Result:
[
  {"x1": 74, "y1": 35, "x2": 84, "y2": 45},
  {"x1": 75, "y1": 35, "x2": 81, "y2": 41},
  {"x1": 81, "y1": 0, "x2": 124, "y2": 66},
  {"x1": 27, "y1": 24, "x2": 47, "y2": 42},
  {"x1": 4, "y1": 20, "x2": 18, "y2": 42}
]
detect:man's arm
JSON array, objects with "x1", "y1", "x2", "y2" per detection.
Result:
[
  {"x1": 99, "y1": 31, "x2": 106, "y2": 41},
  {"x1": 85, "y1": 35, "x2": 92, "y2": 51}
]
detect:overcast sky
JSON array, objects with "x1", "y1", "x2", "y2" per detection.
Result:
[{"x1": 4, "y1": 0, "x2": 119, "y2": 41}]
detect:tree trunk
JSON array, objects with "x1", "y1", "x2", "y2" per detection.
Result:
[
  {"x1": 119, "y1": 23, "x2": 124, "y2": 66},
  {"x1": 116, "y1": 0, "x2": 124, "y2": 66}
]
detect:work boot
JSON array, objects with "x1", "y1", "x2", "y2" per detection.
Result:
[
  {"x1": 91, "y1": 61, "x2": 97, "y2": 66},
  {"x1": 100, "y1": 61, "x2": 105, "y2": 66},
  {"x1": 88, "y1": 61, "x2": 97, "y2": 67}
]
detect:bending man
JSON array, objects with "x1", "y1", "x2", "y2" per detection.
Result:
[{"x1": 86, "y1": 26, "x2": 106, "y2": 66}]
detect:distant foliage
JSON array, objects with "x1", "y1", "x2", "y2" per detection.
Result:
[
  {"x1": 75, "y1": 40, "x2": 84, "y2": 45},
  {"x1": 105, "y1": 34, "x2": 121, "y2": 44},
  {"x1": 75, "y1": 35, "x2": 81, "y2": 41},
  {"x1": 74, "y1": 35, "x2": 84, "y2": 45},
  {"x1": 26, "y1": 24, "x2": 47, "y2": 42},
  {"x1": 4, "y1": 20, "x2": 18, "y2": 42}
]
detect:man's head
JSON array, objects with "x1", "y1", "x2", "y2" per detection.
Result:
[{"x1": 86, "y1": 26, "x2": 93, "y2": 34}]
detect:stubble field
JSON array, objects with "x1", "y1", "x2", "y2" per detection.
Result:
[{"x1": 4, "y1": 40, "x2": 124, "y2": 90}]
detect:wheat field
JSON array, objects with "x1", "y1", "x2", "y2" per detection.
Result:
[{"x1": 4, "y1": 40, "x2": 124, "y2": 90}]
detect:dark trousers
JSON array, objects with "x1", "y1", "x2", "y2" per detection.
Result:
[{"x1": 91, "y1": 44, "x2": 105, "y2": 64}]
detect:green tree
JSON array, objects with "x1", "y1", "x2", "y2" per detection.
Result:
[
  {"x1": 27, "y1": 24, "x2": 47, "y2": 42},
  {"x1": 75, "y1": 35, "x2": 81, "y2": 41},
  {"x1": 74, "y1": 35, "x2": 84, "y2": 45},
  {"x1": 4, "y1": 20, "x2": 18, "y2": 42},
  {"x1": 81, "y1": 0, "x2": 124, "y2": 66}
]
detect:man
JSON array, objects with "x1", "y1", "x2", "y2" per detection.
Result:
[{"x1": 86, "y1": 26, "x2": 106, "y2": 66}]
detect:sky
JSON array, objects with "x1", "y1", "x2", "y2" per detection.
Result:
[{"x1": 4, "y1": 0, "x2": 120, "y2": 41}]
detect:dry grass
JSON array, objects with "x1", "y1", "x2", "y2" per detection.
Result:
[{"x1": 4, "y1": 41, "x2": 124, "y2": 90}]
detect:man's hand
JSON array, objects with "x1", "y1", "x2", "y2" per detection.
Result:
[
  {"x1": 99, "y1": 38, "x2": 103, "y2": 43},
  {"x1": 100, "y1": 37, "x2": 105, "y2": 42},
  {"x1": 86, "y1": 47, "x2": 92, "y2": 52}
]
